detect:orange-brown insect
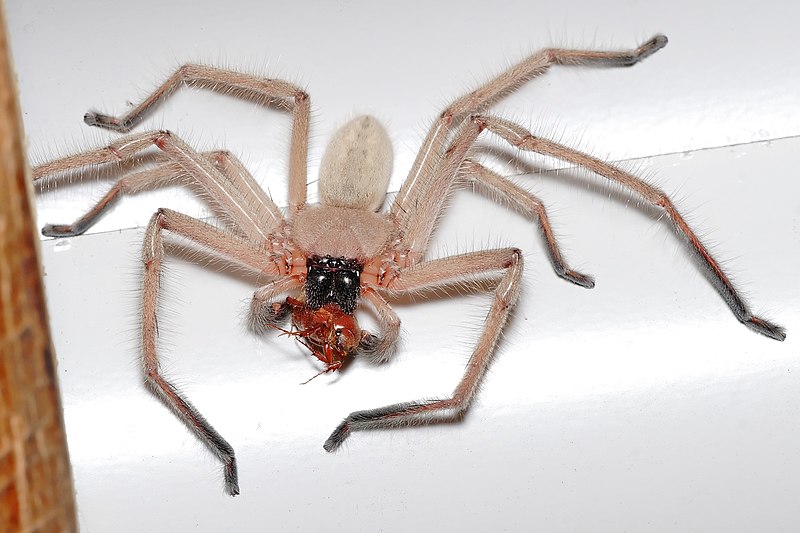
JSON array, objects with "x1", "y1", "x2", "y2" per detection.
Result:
[{"x1": 275, "y1": 297, "x2": 362, "y2": 383}]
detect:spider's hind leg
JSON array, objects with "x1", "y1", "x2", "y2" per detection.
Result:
[
  {"x1": 477, "y1": 115, "x2": 786, "y2": 341},
  {"x1": 460, "y1": 159, "x2": 595, "y2": 289},
  {"x1": 32, "y1": 134, "x2": 286, "y2": 240}
]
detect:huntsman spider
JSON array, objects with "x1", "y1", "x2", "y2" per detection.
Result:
[{"x1": 32, "y1": 34, "x2": 785, "y2": 495}]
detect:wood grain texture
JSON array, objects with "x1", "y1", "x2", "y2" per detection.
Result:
[{"x1": 0, "y1": 4, "x2": 77, "y2": 532}]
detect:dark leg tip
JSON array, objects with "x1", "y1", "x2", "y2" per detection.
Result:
[
  {"x1": 84, "y1": 110, "x2": 129, "y2": 132},
  {"x1": 648, "y1": 34, "x2": 669, "y2": 51},
  {"x1": 83, "y1": 110, "x2": 105, "y2": 127},
  {"x1": 224, "y1": 460, "x2": 239, "y2": 496},
  {"x1": 563, "y1": 269, "x2": 595, "y2": 289},
  {"x1": 323, "y1": 422, "x2": 349, "y2": 452},
  {"x1": 359, "y1": 332, "x2": 380, "y2": 352},
  {"x1": 745, "y1": 316, "x2": 787, "y2": 341},
  {"x1": 622, "y1": 34, "x2": 668, "y2": 66},
  {"x1": 42, "y1": 223, "x2": 83, "y2": 238},
  {"x1": 358, "y1": 332, "x2": 396, "y2": 364},
  {"x1": 83, "y1": 111, "x2": 97, "y2": 125},
  {"x1": 248, "y1": 300, "x2": 290, "y2": 335}
]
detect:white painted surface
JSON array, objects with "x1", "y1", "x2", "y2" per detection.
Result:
[{"x1": 6, "y1": 1, "x2": 799, "y2": 531}]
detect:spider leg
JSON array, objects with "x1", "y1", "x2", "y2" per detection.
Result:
[
  {"x1": 34, "y1": 149, "x2": 285, "y2": 238},
  {"x1": 206, "y1": 149, "x2": 285, "y2": 228},
  {"x1": 460, "y1": 158, "x2": 594, "y2": 289},
  {"x1": 393, "y1": 35, "x2": 667, "y2": 222},
  {"x1": 33, "y1": 131, "x2": 280, "y2": 242},
  {"x1": 324, "y1": 248, "x2": 522, "y2": 451},
  {"x1": 473, "y1": 114, "x2": 785, "y2": 341},
  {"x1": 147, "y1": 207, "x2": 281, "y2": 274},
  {"x1": 82, "y1": 64, "x2": 310, "y2": 210},
  {"x1": 358, "y1": 288, "x2": 401, "y2": 363},
  {"x1": 141, "y1": 208, "x2": 285, "y2": 496}
]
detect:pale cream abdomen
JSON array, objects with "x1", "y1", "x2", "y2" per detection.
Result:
[{"x1": 318, "y1": 115, "x2": 393, "y2": 212}]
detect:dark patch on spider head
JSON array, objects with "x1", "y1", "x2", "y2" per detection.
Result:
[{"x1": 305, "y1": 255, "x2": 362, "y2": 315}]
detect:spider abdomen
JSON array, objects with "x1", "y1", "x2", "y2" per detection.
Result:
[{"x1": 318, "y1": 115, "x2": 393, "y2": 211}]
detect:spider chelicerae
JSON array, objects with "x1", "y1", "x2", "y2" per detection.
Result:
[{"x1": 33, "y1": 34, "x2": 786, "y2": 496}]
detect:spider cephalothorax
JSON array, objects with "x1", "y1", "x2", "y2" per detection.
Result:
[{"x1": 34, "y1": 34, "x2": 785, "y2": 496}]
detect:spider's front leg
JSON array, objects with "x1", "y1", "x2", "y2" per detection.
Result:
[
  {"x1": 393, "y1": 35, "x2": 668, "y2": 224},
  {"x1": 324, "y1": 248, "x2": 522, "y2": 451},
  {"x1": 82, "y1": 64, "x2": 311, "y2": 210}
]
